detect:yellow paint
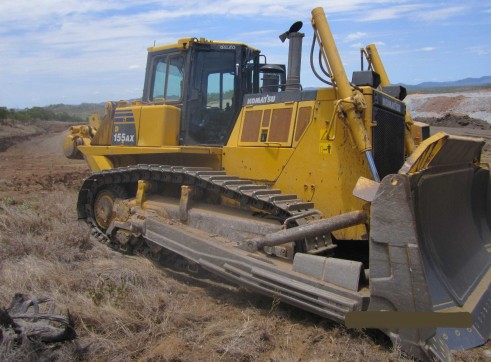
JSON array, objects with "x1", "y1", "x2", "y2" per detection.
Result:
[
  {"x1": 224, "y1": 100, "x2": 318, "y2": 182},
  {"x1": 83, "y1": 155, "x2": 114, "y2": 171},
  {"x1": 78, "y1": 145, "x2": 221, "y2": 156},
  {"x1": 319, "y1": 142, "x2": 333, "y2": 154},
  {"x1": 135, "y1": 180, "x2": 152, "y2": 207},
  {"x1": 222, "y1": 147, "x2": 294, "y2": 182},
  {"x1": 88, "y1": 113, "x2": 101, "y2": 130},
  {"x1": 148, "y1": 38, "x2": 258, "y2": 53},
  {"x1": 137, "y1": 105, "x2": 180, "y2": 147},
  {"x1": 399, "y1": 132, "x2": 448, "y2": 175},
  {"x1": 311, "y1": 7, "x2": 371, "y2": 153},
  {"x1": 224, "y1": 87, "x2": 371, "y2": 239},
  {"x1": 319, "y1": 129, "x2": 334, "y2": 154},
  {"x1": 148, "y1": 42, "x2": 180, "y2": 53},
  {"x1": 109, "y1": 103, "x2": 179, "y2": 148},
  {"x1": 273, "y1": 95, "x2": 371, "y2": 240},
  {"x1": 76, "y1": 100, "x2": 220, "y2": 172},
  {"x1": 70, "y1": 81, "x2": 374, "y2": 240}
]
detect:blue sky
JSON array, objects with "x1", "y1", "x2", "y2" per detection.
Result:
[{"x1": 1, "y1": 0, "x2": 490, "y2": 108}]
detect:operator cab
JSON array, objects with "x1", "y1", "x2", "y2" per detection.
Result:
[{"x1": 142, "y1": 38, "x2": 285, "y2": 146}]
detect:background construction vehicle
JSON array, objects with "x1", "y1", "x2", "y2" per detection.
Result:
[{"x1": 64, "y1": 7, "x2": 490, "y2": 361}]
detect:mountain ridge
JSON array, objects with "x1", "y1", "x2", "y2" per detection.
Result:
[{"x1": 402, "y1": 75, "x2": 491, "y2": 89}]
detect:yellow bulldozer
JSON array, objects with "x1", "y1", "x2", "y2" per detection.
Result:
[{"x1": 64, "y1": 7, "x2": 490, "y2": 361}]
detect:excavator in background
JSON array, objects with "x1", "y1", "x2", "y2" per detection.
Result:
[{"x1": 64, "y1": 7, "x2": 490, "y2": 361}]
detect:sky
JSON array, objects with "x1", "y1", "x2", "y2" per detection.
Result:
[{"x1": 1, "y1": 0, "x2": 490, "y2": 109}]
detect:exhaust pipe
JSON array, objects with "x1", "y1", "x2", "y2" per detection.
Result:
[{"x1": 279, "y1": 21, "x2": 304, "y2": 91}]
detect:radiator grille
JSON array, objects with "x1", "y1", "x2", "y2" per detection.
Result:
[{"x1": 372, "y1": 106, "x2": 405, "y2": 179}]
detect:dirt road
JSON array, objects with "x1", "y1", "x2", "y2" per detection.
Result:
[{"x1": 0, "y1": 128, "x2": 89, "y2": 201}]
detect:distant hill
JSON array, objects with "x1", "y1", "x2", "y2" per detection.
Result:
[
  {"x1": 403, "y1": 76, "x2": 491, "y2": 92},
  {"x1": 1, "y1": 103, "x2": 106, "y2": 123},
  {"x1": 413, "y1": 76, "x2": 491, "y2": 88},
  {"x1": 44, "y1": 103, "x2": 105, "y2": 120}
]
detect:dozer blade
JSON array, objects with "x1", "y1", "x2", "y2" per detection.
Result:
[{"x1": 369, "y1": 132, "x2": 490, "y2": 361}]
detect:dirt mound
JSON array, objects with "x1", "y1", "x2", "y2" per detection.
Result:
[
  {"x1": 0, "y1": 120, "x2": 43, "y2": 152},
  {"x1": 418, "y1": 95, "x2": 467, "y2": 113},
  {"x1": 406, "y1": 91, "x2": 491, "y2": 123},
  {"x1": 0, "y1": 119, "x2": 73, "y2": 152},
  {"x1": 416, "y1": 114, "x2": 491, "y2": 130}
]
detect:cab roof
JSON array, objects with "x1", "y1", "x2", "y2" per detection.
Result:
[{"x1": 148, "y1": 37, "x2": 259, "y2": 53}]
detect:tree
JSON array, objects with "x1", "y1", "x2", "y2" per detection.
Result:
[{"x1": 0, "y1": 107, "x2": 7, "y2": 120}]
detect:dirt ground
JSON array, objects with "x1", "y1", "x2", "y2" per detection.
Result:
[
  {"x1": 0, "y1": 118, "x2": 490, "y2": 361},
  {"x1": 0, "y1": 121, "x2": 90, "y2": 201}
]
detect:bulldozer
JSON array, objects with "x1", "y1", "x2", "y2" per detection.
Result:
[{"x1": 63, "y1": 7, "x2": 490, "y2": 361}]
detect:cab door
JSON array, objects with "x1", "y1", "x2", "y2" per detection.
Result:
[{"x1": 182, "y1": 45, "x2": 241, "y2": 146}]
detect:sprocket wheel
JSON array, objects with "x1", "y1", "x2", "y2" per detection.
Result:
[{"x1": 93, "y1": 185, "x2": 127, "y2": 231}]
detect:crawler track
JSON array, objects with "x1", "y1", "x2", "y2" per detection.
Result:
[{"x1": 77, "y1": 164, "x2": 321, "y2": 250}]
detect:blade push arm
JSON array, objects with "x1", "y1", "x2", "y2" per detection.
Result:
[{"x1": 311, "y1": 7, "x2": 380, "y2": 181}]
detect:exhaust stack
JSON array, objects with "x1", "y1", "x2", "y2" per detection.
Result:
[{"x1": 279, "y1": 21, "x2": 304, "y2": 91}]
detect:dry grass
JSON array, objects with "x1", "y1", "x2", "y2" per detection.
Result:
[
  {"x1": 1, "y1": 188, "x2": 486, "y2": 361},
  {"x1": 2, "y1": 117, "x2": 490, "y2": 361}
]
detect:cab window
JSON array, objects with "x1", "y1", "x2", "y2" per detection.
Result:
[
  {"x1": 151, "y1": 55, "x2": 184, "y2": 102},
  {"x1": 207, "y1": 72, "x2": 235, "y2": 110}
]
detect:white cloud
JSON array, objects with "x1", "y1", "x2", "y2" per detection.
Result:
[
  {"x1": 350, "y1": 42, "x2": 363, "y2": 48},
  {"x1": 0, "y1": 1, "x2": 407, "y2": 28},
  {"x1": 415, "y1": 6, "x2": 467, "y2": 21},
  {"x1": 344, "y1": 32, "x2": 367, "y2": 42},
  {"x1": 467, "y1": 46, "x2": 491, "y2": 56},
  {"x1": 1, "y1": 0, "x2": 489, "y2": 107},
  {"x1": 360, "y1": 4, "x2": 425, "y2": 21},
  {"x1": 0, "y1": 0, "x2": 134, "y2": 31}
]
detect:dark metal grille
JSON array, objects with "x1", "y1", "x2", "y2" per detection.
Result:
[{"x1": 372, "y1": 106, "x2": 405, "y2": 179}]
